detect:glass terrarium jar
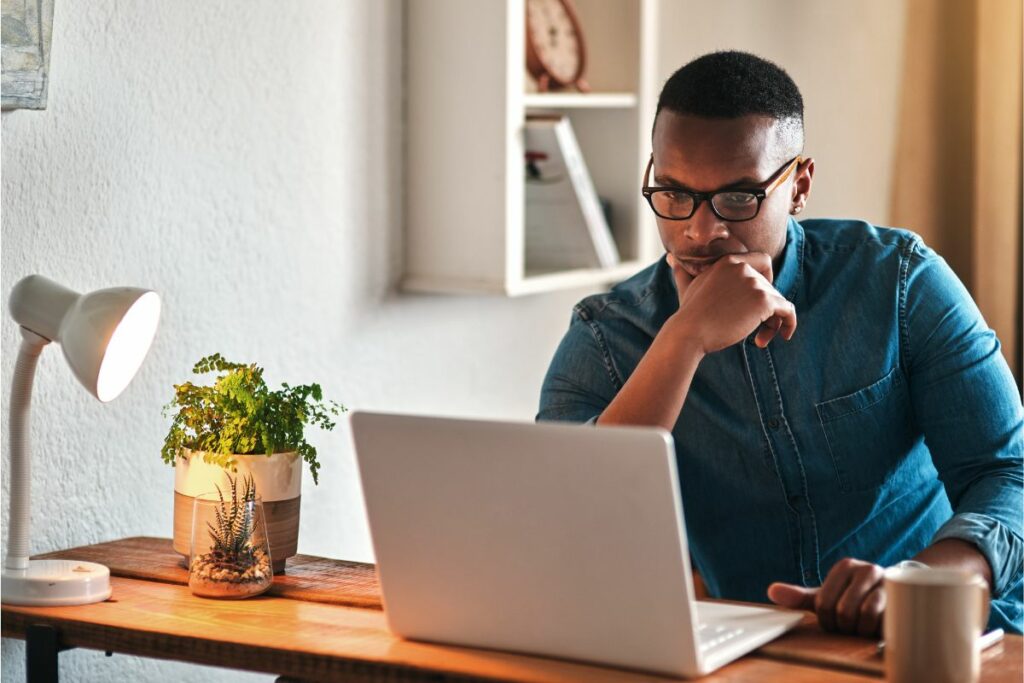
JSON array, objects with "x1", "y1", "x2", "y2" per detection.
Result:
[{"x1": 189, "y1": 475, "x2": 273, "y2": 599}]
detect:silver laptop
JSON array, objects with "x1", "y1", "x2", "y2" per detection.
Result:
[{"x1": 350, "y1": 411, "x2": 803, "y2": 678}]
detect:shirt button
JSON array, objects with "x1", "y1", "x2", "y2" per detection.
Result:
[
  {"x1": 788, "y1": 494, "x2": 803, "y2": 507},
  {"x1": 767, "y1": 418, "x2": 781, "y2": 430},
  {"x1": 803, "y1": 570, "x2": 816, "y2": 583}
]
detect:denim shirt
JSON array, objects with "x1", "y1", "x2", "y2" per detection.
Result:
[{"x1": 538, "y1": 218, "x2": 1024, "y2": 633}]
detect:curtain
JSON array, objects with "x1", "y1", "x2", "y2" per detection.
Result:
[{"x1": 889, "y1": 0, "x2": 1023, "y2": 389}]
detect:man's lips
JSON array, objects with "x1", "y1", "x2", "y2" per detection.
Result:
[{"x1": 676, "y1": 255, "x2": 725, "y2": 277}]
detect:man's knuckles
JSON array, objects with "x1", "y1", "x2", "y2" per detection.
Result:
[
  {"x1": 834, "y1": 557, "x2": 876, "y2": 577},
  {"x1": 860, "y1": 564, "x2": 884, "y2": 584},
  {"x1": 756, "y1": 287, "x2": 775, "y2": 306},
  {"x1": 720, "y1": 252, "x2": 773, "y2": 281},
  {"x1": 860, "y1": 588, "x2": 885, "y2": 616},
  {"x1": 834, "y1": 557, "x2": 857, "y2": 572},
  {"x1": 713, "y1": 255, "x2": 761, "y2": 277}
]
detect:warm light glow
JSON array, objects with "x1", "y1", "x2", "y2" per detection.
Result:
[{"x1": 96, "y1": 292, "x2": 161, "y2": 402}]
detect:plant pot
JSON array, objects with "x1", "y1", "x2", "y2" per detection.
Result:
[{"x1": 173, "y1": 449, "x2": 301, "y2": 574}]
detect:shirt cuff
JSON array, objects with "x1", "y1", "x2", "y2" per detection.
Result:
[
  {"x1": 584, "y1": 415, "x2": 600, "y2": 425},
  {"x1": 931, "y1": 512, "x2": 1024, "y2": 599}
]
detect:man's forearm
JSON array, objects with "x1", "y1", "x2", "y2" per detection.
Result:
[
  {"x1": 597, "y1": 315, "x2": 704, "y2": 431},
  {"x1": 913, "y1": 538, "x2": 994, "y2": 588},
  {"x1": 598, "y1": 252, "x2": 795, "y2": 431}
]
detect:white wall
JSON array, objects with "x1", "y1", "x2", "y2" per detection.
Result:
[
  {"x1": 0, "y1": 2, "x2": 585, "y2": 680},
  {"x1": 658, "y1": 0, "x2": 907, "y2": 226}
]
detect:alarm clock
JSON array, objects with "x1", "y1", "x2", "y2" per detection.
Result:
[{"x1": 525, "y1": 0, "x2": 591, "y2": 93}]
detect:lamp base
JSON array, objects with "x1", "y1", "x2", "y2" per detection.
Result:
[{"x1": 1, "y1": 559, "x2": 112, "y2": 606}]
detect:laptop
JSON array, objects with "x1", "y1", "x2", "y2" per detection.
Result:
[{"x1": 350, "y1": 411, "x2": 803, "y2": 678}]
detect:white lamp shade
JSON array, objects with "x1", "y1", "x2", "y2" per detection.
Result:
[
  {"x1": 61, "y1": 289, "x2": 162, "y2": 401},
  {"x1": 9, "y1": 275, "x2": 161, "y2": 402}
]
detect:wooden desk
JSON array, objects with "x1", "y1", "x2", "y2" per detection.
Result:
[{"x1": 2, "y1": 538, "x2": 1020, "y2": 682}]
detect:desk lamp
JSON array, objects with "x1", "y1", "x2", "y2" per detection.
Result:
[{"x1": 2, "y1": 275, "x2": 161, "y2": 605}]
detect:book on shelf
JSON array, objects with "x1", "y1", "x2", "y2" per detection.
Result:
[{"x1": 524, "y1": 115, "x2": 620, "y2": 272}]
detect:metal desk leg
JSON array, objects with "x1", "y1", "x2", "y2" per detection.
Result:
[{"x1": 26, "y1": 624, "x2": 60, "y2": 683}]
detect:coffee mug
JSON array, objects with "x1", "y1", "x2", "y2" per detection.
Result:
[{"x1": 883, "y1": 566, "x2": 989, "y2": 683}]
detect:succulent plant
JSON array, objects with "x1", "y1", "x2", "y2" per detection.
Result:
[{"x1": 205, "y1": 474, "x2": 259, "y2": 570}]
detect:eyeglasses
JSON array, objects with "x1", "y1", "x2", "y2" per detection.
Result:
[{"x1": 641, "y1": 155, "x2": 802, "y2": 222}]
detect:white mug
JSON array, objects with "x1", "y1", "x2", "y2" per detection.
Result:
[{"x1": 883, "y1": 566, "x2": 989, "y2": 683}]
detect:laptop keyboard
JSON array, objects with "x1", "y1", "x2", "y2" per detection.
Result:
[{"x1": 698, "y1": 623, "x2": 746, "y2": 651}]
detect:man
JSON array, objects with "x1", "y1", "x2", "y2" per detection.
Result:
[{"x1": 537, "y1": 51, "x2": 1022, "y2": 637}]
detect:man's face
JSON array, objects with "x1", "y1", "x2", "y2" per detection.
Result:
[{"x1": 650, "y1": 110, "x2": 810, "y2": 278}]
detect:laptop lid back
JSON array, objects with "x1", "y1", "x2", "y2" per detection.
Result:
[{"x1": 351, "y1": 411, "x2": 701, "y2": 677}]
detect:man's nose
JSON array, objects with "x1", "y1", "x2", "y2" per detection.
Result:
[{"x1": 683, "y1": 200, "x2": 729, "y2": 246}]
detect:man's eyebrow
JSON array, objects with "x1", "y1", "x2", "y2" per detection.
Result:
[{"x1": 653, "y1": 172, "x2": 762, "y2": 189}]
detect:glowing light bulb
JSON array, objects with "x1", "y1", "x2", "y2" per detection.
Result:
[{"x1": 96, "y1": 292, "x2": 161, "y2": 402}]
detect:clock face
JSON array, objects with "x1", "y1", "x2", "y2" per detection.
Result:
[{"x1": 526, "y1": 0, "x2": 581, "y2": 85}]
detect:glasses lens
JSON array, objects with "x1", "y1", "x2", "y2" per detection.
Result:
[
  {"x1": 651, "y1": 190, "x2": 695, "y2": 219},
  {"x1": 712, "y1": 191, "x2": 759, "y2": 220}
]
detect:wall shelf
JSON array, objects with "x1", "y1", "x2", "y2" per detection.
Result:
[
  {"x1": 523, "y1": 92, "x2": 638, "y2": 109},
  {"x1": 404, "y1": 0, "x2": 661, "y2": 296}
]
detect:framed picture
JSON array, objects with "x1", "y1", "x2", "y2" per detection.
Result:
[{"x1": 2, "y1": 0, "x2": 56, "y2": 110}]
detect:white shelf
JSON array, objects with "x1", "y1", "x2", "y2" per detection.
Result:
[
  {"x1": 524, "y1": 92, "x2": 638, "y2": 109},
  {"x1": 403, "y1": 0, "x2": 661, "y2": 297},
  {"x1": 515, "y1": 260, "x2": 649, "y2": 296},
  {"x1": 404, "y1": 261, "x2": 649, "y2": 297}
]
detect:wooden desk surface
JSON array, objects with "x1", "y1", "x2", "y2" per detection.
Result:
[{"x1": 2, "y1": 538, "x2": 1020, "y2": 682}]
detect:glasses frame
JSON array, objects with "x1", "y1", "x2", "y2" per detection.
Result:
[{"x1": 641, "y1": 154, "x2": 803, "y2": 222}]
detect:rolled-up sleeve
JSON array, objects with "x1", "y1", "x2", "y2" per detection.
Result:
[
  {"x1": 537, "y1": 305, "x2": 620, "y2": 424},
  {"x1": 902, "y1": 239, "x2": 1024, "y2": 601}
]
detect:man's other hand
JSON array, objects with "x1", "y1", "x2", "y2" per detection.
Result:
[{"x1": 767, "y1": 558, "x2": 885, "y2": 638}]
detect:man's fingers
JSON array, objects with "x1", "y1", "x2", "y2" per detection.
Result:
[
  {"x1": 754, "y1": 316, "x2": 783, "y2": 348},
  {"x1": 775, "y1": 560, "x2": 886, "y2": 637},
  {"x1": 816, "y1": 560, "x2": 856, "y2": 632},
  {"x1": 855, "y1": 586, "x2": 886, "y2": 638},
  {"x1": 778, "y1": 300, "x2": 798, "y2": 340},
  {"x1": 754, "y1": 298, "x2": 797, "y2": 347},
  {"x1": 835, "y1": 564, "x2": 885, "y2": 633},
  {"x1": 767, "y1": 582, "x2": 818, "y2": 611},
  {"x1": 666, "y1": 253, "x2": 693, "y2": 300},
  {"x1": 725, "y1": 252, "x2": 774, "y2": 284}
]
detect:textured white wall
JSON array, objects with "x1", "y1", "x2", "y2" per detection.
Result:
[
  {"x1": 0, "y1": 2, "x2": 586, "y2": 680},
  {"x1": 657, "y1": 0, "x2": 907, "y2": 226}
]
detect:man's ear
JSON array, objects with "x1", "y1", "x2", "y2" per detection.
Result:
[{"x1": 791, "y1": 157, "x2": 814, "y2": 213}]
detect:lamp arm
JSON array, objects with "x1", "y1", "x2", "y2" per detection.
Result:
[{"x1": 5, "y1": 327, "x2": 50, "y2": 570}]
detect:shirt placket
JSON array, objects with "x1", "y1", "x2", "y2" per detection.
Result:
[{"x1": 742, "y1": 338, "x2": 822, "y2": 587}]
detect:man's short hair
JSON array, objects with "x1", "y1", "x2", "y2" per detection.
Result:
[{"x1": 655, "y1": 51, "x2": 804, "y2": 155}]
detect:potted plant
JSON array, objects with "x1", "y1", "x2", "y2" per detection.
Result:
[
  {"x1": 188, "y1": 474, "x2": 273, "y2": 599},
  {"x1": 162, "y1": 353, "x2": 343, "y2": 573}
]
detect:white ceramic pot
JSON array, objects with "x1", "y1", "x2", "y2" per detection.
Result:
[{"x1": 173, "y1": 449, "x2": 302, "y2": 574}]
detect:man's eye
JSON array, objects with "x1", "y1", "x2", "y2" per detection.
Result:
[{"x1": 717, "y1": 192, "x2": 757, "y2": 208}]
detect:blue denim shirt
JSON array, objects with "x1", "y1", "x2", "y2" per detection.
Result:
[{"x1": 538, "y1": 218, "x2": 1023, "y2": 633}]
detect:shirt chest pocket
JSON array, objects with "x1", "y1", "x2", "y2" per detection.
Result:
[{"x1": 815, "y1": 367, "x2": 916, "y2": 493}]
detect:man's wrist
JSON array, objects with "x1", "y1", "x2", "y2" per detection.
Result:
[
  {"x1": 912, "y1": 538, "x2": 994, "y2": 589},
  {"x1": 663, "y1": 313, "x2": 706, "y2": 361}
]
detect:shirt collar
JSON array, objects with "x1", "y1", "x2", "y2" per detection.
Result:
[{"x1": 773, "y1": 216, "x2": 804, "y2": 302}]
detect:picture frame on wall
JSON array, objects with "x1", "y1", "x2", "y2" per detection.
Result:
[{"x1": 2, "y1": 0, "x2": 56, "y2": 110}]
